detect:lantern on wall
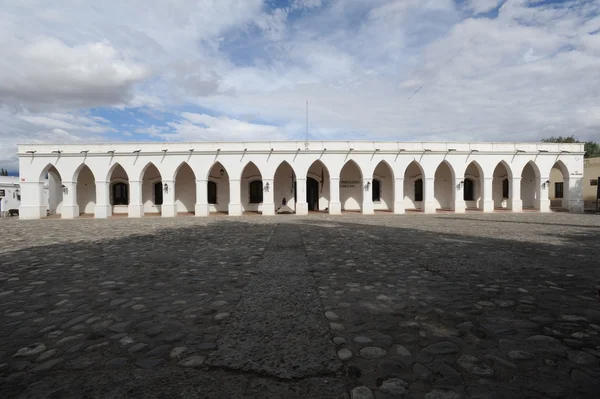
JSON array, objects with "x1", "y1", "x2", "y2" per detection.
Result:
[
  {"x1": 264, "y1": 182, "x2": 270, "y2": 192},
  {"x1": 163, "y1": 183, "x2": 169, "y2": 193}
]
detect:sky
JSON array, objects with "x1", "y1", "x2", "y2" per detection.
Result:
[{"x1": 1, "y1": 0, "x2": 599, "y2": 172}]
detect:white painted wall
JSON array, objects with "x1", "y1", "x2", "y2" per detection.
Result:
[
  {"x1": 340, "y1": 161, "x2": 362, "y2": 211},
  {"x1": 274, "y1": 162, "x2": 295, "y2": 210},
  {"x1": 208, "y1": 162, "x2": 230, "y2": 213},
  {"x1": 48, "y1": 169, "x2": 63, "y2": 215},
  {"x1": 109, "y1": 164, "x2": 129, "y2": 214},
  {"x1": 403, "y1": 162, "x2": 423, "y2": 210},
  {"x1": 493, "y1": 163, "x2": 510, "y2": 209},
  {"x1": 373, "y1": 162, "x2": 393, "y2": 211},
  {"x1": 307, "y1": 161, "x2": 330, "y2": 211},
  {"x1": 521, "y1": 162, "x2": 539, "y2": 209},
  {"x1": 142, "y1": 163, "x2": 162, "y2": 214},
  {"x1": 175, "y1": 163, "x2": 196, "y2": 213},
  {"x1": 241, "y1": 162, "x2": 262, "y2": 213},
  {"x1": 0, "y1": 177, "x2": 21, "y2": 214},
  {"x1": 434, "y1": 162, "x2": 454, "y2": 209},
  {"x1": 76, "y1": 166, "x2": 96, "y2": 214},
  {"x1": 464, "y1": 163, "x2": 482, "y2": 209}
]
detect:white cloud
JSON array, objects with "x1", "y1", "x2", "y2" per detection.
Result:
[{"x1": 466, "y1": 0, "x2": 503, "y2": 15}]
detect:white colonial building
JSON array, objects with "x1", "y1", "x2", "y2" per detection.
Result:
[{"x1": 17, "y1": 141, "x2": 585, "y2": 220}]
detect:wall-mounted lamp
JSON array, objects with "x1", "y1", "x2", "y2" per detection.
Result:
[
  {"x1": 163, "y1": 182, "x2": 169, "y2": 193},
  {"x1": 264, "y1": 182, "x2": 270, "y2": 192},
  {"x1": 457, "y1": 180, "x2": 464, "y2": 190},
  {"x1": 365, "y1": 181, "x2": 371, "y2": 191},
  {"x1": 61, "y1": 184, "x2": 68, "y2": 194},
  {"x1": 542, "y1": 179, "x2": 550, "y2": 188},
  {"x1": 220, "y1": 168, "x2": 224, "y2": 176}
]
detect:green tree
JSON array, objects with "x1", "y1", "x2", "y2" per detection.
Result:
[
  {"x1": 542, "y1": 136, "x2": 600, "y2": 158},
  {"x1": 0, "y1": 168, "x2": 7, "y2": 176}
]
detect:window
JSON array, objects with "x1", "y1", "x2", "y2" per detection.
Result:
[
  {"x1": 154, "y1": 182, "x2": 163, "y2": 205},
  {"x1": 112, "y1": 183, "x2": 128, "y2": 205},
  {"x1": 463, "y1": 179, "x2": 474, "y2": 201},
  {"x1": 249, "y1": 180, "x2": 263, "y2": 204},
  {"x1": 502, "y1": 179, "x2": 509, "y2": 199},
  {"x1": 372, "y1": 179, "x2": 381, "y2": 202},
  {"x1": 207, "y1": 181, "x2": 217, "y2": 204},
  {"x1": 555, "y1": 182, "x2": 564, "y2": 199},
  {"x1": 414, "y1": 179, "x2": 423, "y2": 202}
]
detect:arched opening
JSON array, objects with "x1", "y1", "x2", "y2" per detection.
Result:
[
  {"x1": 521, "y1": 161, "x2": 540, "y2": 210},
  {"x1": 174, "y1": 162, "x2": 196, "y2": 215},
  {"x1": 273, "y1": 161, "x2": 296, "y2": 213},
  {"x1": 306, "y1": 160, "x2": 330, "y2": 212},
  {"x1": 207, "y1": 162, "x2": 230, "y2": 214},
  {"x1": 434, "y1": 161, "x2": 455, "y2": 211},
  {"x1": 492, "y1": 162, "x2": 511, "y2": 210},
  {"x1": 141, "y1": 163, "x2": 163, "y2": 216},
  {"x1": 108, "y1": 163, "x2": 129, "y2": 216},
  {"x1": 404, "y1": 161, "x2": 424, "y2": 211},
  {"x1": 464, "y1": 162, "x2": 483, "y2": 210},
  {"x1": 40, "y1": 164, "x2": 63, "y2": 217},
  {"x1": 340, "y1": 160, "x2": 363, "y2": 212},
  {"x1": 373, "y1": 161, "x2": 394, "y2": 212},
  {"x1": 549, "y1": 161, "x2": 569, "y2": 210},
  {"x1": 241, "y1": 162, "x2": 262, "y2": 214},
  {"x1": 74, "y1": 165, "x2": 96, "y2": 217}
]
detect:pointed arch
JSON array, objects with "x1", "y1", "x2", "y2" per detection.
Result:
[
  {"x1": 39, "y1": 163, "x2": 62, "y2": 182},
  {"x1": 434, "y1": 160, "x2": 455, "y2": 210},
  {"x1": 140, "y1": 162, "x2": 163, "y2": 214},
  {"x1": 273, "y1": 161, "x2": 297, "y2": 210},
  {"x1": 339, "y1": 159, "x2": 363, "y2": 212},
  {"x1": 138, "y1": 161, "x2": 163, "y2": 182},
  {"x1": 521, "y1": 160, "x2": 541, "y2": 179},
  {"x1": 492, "y1": 161, "x2": 512, "y2": 209},
  {"x1": 207, "y1": 162, "x2": 230, "y2": 214},
  {"x1": 521, "y1": 161, "x2": 540, "y2": 209},
  {"x1": 464, "y1": 161, "x2": 484, "y2": 210},
  {"x1": 339, "y1": 159, "x2": 363, "y2": 179},
  {"x1": 241, "y1": 161, "x2": 263, "y2": 213},
  {"x1": 240, "y1": 161, "x2": 262, "y2": 181},
  {"x1": 549, "y1": 160, "x2": 569, "y2": 210},
  {"x1": 174, "y1": 162, "x2": 196, "y2": 214},
  {"x1": 41, "y1": 163, "x2": 63, "y2": 216},
  {"x1": 106, "y1": 162, "x2": 129, "y2": 182},
  {"x1": 173, "y1": 161, "x2": 196, "y2": 182},
  {"x1": 404, "y1": 161, "x2": 425, "y2": 211},
  {"x1": 306, "y1": 159, "x2": 330, "y2": 212},
  {"x1": 74, "y1": 164, "x2": 96, "y2": 215},
  {"x1": 373, "y1": 160, "x2": 394, "y2": 211}
]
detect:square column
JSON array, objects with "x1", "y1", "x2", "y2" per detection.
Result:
[
  {"x1": 228, "y1": 178, "x2": 242, "y2": 216},
  {"x1": 19, "y1": 181, "x2": 46, "y2": 219},
  {"x1": 454, "y1": 178, "x2": 465, "y2": 214},
  {"x1": 61, "y1": 181, "x2": 79, "y2": 219},
  {"x1": 95, "y1": 180, "x2": 112, "y2": 218},
  {"x1": 537, "y1": 176, "x2": 551, "y2": 213},
  {"x1": 262, "y1": 178, "x2": 275, "y2": 215},
  {"x1": 482, "y1": 177, "x2": 494, "y2": 213},
  {"x1": 195, "y1": 179, "x2": 209, "y2": 216},
  {"x1": 423, "y1": 177, "x2": 436, "y2": 214},
  {"x1": 329, "y1": 177, "x2": 341, "y2": 215},
  {"x1": 509, "y1": 177, "x2": 522, "y2": 212},
  {"x1": 362, "y1": 177, "x2": 374, "y2": 214},
  {"x1": 567, "y1": 177, "x2": 584, "y2": 213},
  {"x1": 393, "y1": 177, "x2": 405, "y2": 214},
  {"x1": 161, "y1": 180, "x2": 177, "y2": 217},
  {"x1": 295, "y1": 177, "x2": 308, "y2": 215},
  {"x1": 128, "y1": 180, "x2": 144, "y2": 218}
]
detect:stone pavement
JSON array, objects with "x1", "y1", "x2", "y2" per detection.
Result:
[{"x1": 0, "y1": 213, "x2": 600, "y2": 398}]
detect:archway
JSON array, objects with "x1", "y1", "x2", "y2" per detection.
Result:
[
  {"x1": 273, "y1": 161, "x2": 296, "y2": 213},
  {"x1": 373, "y1": 161, "x2": 394, "y2": 212},
  {"x1": 141, "y1": 163, "x2": 163, "y2": 216},
  {"x1": 492, "y1": 162, "x2": 511, "y2": 210},
  {"x1": 74, "y1": 165, "x2": 96, "y2": 216},
  {"x1": 434, "y1": 161, "x2": 455, "y2": 211},
  {"x1": 241, "y1": 162, "x2": 262, "y2": 214},
  {"x1": 41, "y1": 164, "x2": 63, "y2": 217},
  {"x1": 207, "y1": 162, "x2": 230, "y2": 214},
  {"x1": 108, "y1": 163, "x2": 129, "y2": 216},
  {"x1": 521, "y1": 161, "x2": 540, "y2": 210},
  {"x1": 403, "y1": 161, "x2": 424, "y2": 211},
  {"x1": 340, "y1": 160, "x2": 363, "y2": 212},
  {"x1": 464, "y1": 162, "x2": 483, "y2": 211},
  {"x1": 306, "y1": 160, "x2": 330, "y2": 212},
  {"x1": 174, "y1": 162, "x2": 196, "y2": 215},
  {"x1": 549, "y1": 161, "x2": 569, "y2": 210}
]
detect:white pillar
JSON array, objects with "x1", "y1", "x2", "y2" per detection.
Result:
[
  {"x1": 509, "y1": 177, "x2": 522, "y2": 212},
  {"x1": 95, "y1": 180, "x2": 111, "y2": 218},
  {"x1": 195, "y1": 179, "x2": 209, "y2": 216},
  {"x1": 568, "y1": 177, "x2": 584, "y2": 213},
  {"x1": 228, "y1": 178, "x2": 242, "y2": 216},
  {"x1": 161, "y1": 179, "x2": 176, "y2": 217},
  {"x1": 362, "y1": 177, "x2": 374, "y2": 214},
  {"x1": 454, "y1": 178, "x2": 465, "y2": 213},
  {"x1": 562, "y1": 177, "x2": 570, "y2": 210},
  {"x1": 423, "y1": 177, "x2": 436, "y2": 214},
  {"x1": 61, "y1": 181, "x2": 79, "y2": 219},
  {"x1": 262, "y1": 178, "x2": 275, "y2": 215},
  {"x1": 19, "y1": 181, "x2": 46, "y2": 219},
  {"x1": 128, "y1": 180, "x2": 144, "y2": 217},
  {"x1": 329, "y1": 177, "x2": 341, "y2": 215},
  {"x1": 393, "y1": 177, "x2": 405, "y2": 214},
  {"x1": 482, "y1": 177, "x2": 494, "y2": 213},
  {"x1": 538, "y1": 176, "x2": 551, "y2": 212},
  {"x1": 295, "y1": 177, "x2": 308, "y2": 215}
]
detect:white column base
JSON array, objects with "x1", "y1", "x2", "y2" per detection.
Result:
[
  {"x1": 362, "y1": 201, "x2": 374, "y2": 215},
  {"x1": 128, "y1": 204, "x2": 144, "y2": 218},
  {"x1": 393, "y1": 202, "x2": 405, "y2": 214},
  {"x1": 454, "y1": 202, "x2": 466, "y2": 214},
  {"x1": 228, "y1": 204, "x2": 243, "y2": 216},
  {"x1": 295, "y1": 202, "x2": 308, "y2": 215},
  {"x1": 161, "y1": 204, "x2": 177, "y2": 217},
  {"x1": 509, "y1": 199, "x2": 522, "y2": 212},
  {"x1": 94, "y1": 205, "x2": 112, "y2": 219},
  {"x1": 262, "y1": 203, "x2": 276, "y2": 216},
  {"x1": 537, "y1": 198, "x2": 551, "y2": 213},
  {"x1": 423, "y1": 201, "x2": 437, "y2": 214},
  {"x1": 482, "y1": 200, "x2": 494, "y2": 213},
  {"x1": 19, "y1": 205, "x2": 46, "y2": 220},
  {"x1": 195, "y1": 203, "x2": 209, "y2": 216},
  {"x1": 569, "y1": 199, "x2": 584, "y2": 213},
  {"x1": 329, "y1": 202, "x2": 342, "y2": 215},
  {"x1": 61, "y1": 204, "x2": 79, "y2": 219}
]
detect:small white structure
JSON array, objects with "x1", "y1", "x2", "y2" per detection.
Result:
[
  {"x1": 17, "y1": 141, "x2": 585, "y2": 219},
  {"x1": 0, "y1": 176, "x2": 21, "y2": 216}
]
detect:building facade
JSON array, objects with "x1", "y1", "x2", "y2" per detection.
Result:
[
  {"x1": 550, "y1": 156, "x2": 600, "y2": 211},
  {"x1": 0, "y1": 176, "x2": 21, "y2": 216},
  {"x1": 17, "y1": 141, "x2": 585, "y2": 220}
]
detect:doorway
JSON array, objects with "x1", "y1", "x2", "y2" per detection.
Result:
[{"x1": 307, "y1": 177, "x2": 319, "y2": 211}]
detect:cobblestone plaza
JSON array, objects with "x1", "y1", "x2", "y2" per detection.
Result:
[{"x1": 1, "y1": 213, "x2": 600, "y2": 398}]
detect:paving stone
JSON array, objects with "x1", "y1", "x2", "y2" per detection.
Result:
[
  {"x1": 67, "y1": 357, "x2": 95, "y2": 370},
  {"x1": 422, "y1": 341, "x2": 459, "y2": 355},
  {"x1": 395, "y1": 345, "x2": 411, "y2": 357},
  {"x1": 13, "y1": 343, "x2": 46, "y2": 357},
  {"x1": 424, "y1": 389, "x2": 460, "y2": 399},
  {"x1": 379, "y1": 378, "x2": 407, "y2": 396},
  {"x1": 177, "y1": 355, "x2": 205, "y2": 368},
  {"x1": 359, "y1": 347, "x2": 387, "y2": 359},
  {"x1": 128, "y1": 343, "x2": 148, "y2": 354},
  {"x1": 108, "y1": 321, "x2": 133, "y2": 333},
  {"x1": 413, "y1": 362, "x2": 433, "y2": 381},
  {"x1": 351, "y1": 386, "x2": 374, "y2": 399},
  {"x1": 571, "y1": 369, "x2": 600, "y2": 393},
  {"x1": 325, "y1": 311, "x2": 340, "y2": 321},
  {"x1": 338, "y1": 349, "x2": 353, "y2": 361},
  {"x1": 170, "y1": 347, "x2": 188, "y2": 358},
  {"x1": 32, "y1": 358, "x2": 63, "y2": 372},
  {"x1": 508, "y1": 350, "x2": 535, "y2": 361},
  {"x1": 567, "y1": 350, "x2": 598, "y2": 365},
  {"x1": 456, "y1": 354, "x2": 495, "y2": 376},
  {"x1": 106, "y1": 358, "x2": 128, "y2": 369},
  {"x1": 145, "y1": 345, "x2": 171, "y2": 357},
  {"x1": 526, "y1": 335, "x2": 567, "y2": 353},
  {"x1": 333, "y1": 337, "x2": 346, "y2": 345},
  {"x1": 36, "y1": 349, "x2": 57, "y2": 362},
  {"x1": 354, "y1": 336, "x2": 373, "y2": 344},
  {"x1": 135, "y1": 358, "x2": 165, "y2": 369}
]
